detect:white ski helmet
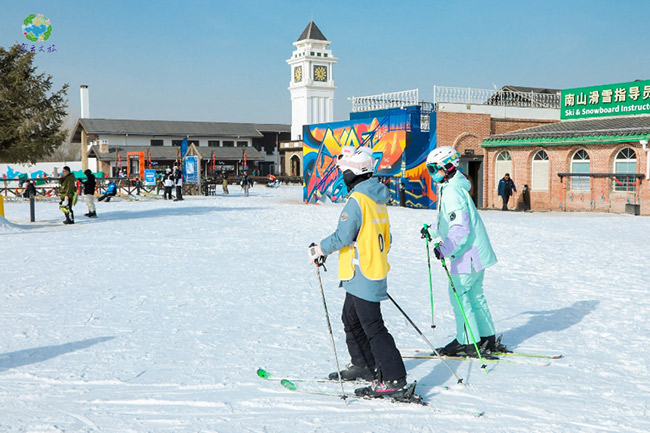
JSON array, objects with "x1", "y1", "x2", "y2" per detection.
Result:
[
  {"x1": 336, "y1": 145, "x2": 376, "y2": 176},
  {"x1": 426, "y1": 146, "x2": 460, "y2": 176}
]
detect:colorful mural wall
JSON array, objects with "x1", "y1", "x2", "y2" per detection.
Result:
[{"x1": 302, "y1": 110, "x2": 437, "y2": 208}]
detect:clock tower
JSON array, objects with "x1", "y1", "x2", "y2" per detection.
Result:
[{"x1": 287, "y1": 21, "x2": 338, "y2": 140}]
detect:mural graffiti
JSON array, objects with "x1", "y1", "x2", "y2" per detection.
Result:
[{"x1": 302, "y1": 111, "x2": 437, "y2": 208}]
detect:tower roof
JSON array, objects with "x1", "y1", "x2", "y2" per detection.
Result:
[{"x1": 297, "y1": 21, "x2": 327, "y2": 41}]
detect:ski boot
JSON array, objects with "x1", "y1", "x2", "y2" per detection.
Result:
[
  {"x1": 354, "y1": 377, "x2": 424, "y2": 404},
  {"x1": 436, "y1": 339, "x2": 466, "y2": 356},
  {"x1": 328, "y1": 363, "x2": 375, "y2": 381},
  {"x1": 88, "y1": 211, "x2": 97, "y2": 218},
  {"x1": 480, "y1": 335, "x2": 510, "y2": 354}
]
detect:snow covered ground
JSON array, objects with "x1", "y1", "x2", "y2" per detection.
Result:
[{"x1": 1, "y1": 185, "x2": 649, "y2": 433}]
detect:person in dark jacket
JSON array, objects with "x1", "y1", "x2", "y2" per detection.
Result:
[
  {"x1": 98, "y1": 180, "x2": 117, "y2": 202},
  {"x1": 173, "y1": 165, "x2": 183, "y2": 201},
  {"x1": 82, "y1": 169, "x2": 97, "y2": 217},
  {"x1": 59, "y1": 166, "x2": 77, "y2": 224},
  {"x1": 497, "y1": 173, "x2": 517, "y2": 211},
  {"x1": 23, "y1": 180, "x2": 36, "y2": 198}
]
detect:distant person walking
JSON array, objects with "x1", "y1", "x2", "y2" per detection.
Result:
[
  {"x1": 222, "y1": 173, "x2": 229, "y2": 195},
  {"x1": 59, "y1": 166, "x2": 77, "y2": 225},
  {"x1": 82, "y1": 169, "x2": 97, "y2": 218},
  {"x1": 241, "y1": 172, "x2": 249, "y2": 197},
  {"x1": 162, "y1": 168, "x2": 174, "y2": 200},
  {"x1": 173, "y1": 165, "x2": 184, "y2": 201},
  {"x1": 498, "y1": 173, "x2": 517, "y2": 211}
]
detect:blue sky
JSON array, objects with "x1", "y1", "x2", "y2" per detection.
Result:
[{"x1": 2, "y1": 1, "x2": 650, "y2": 125}]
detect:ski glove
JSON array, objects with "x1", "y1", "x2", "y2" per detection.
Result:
[
  {"x1": 420, "y1": 225, "x2": 432, "y2": 242},
  {"x1": 307, "y1": 243, "x2": 325, "y2": 266},
  {"x1": 433, "y1": 245, "x2": 443, "y2": 260}
]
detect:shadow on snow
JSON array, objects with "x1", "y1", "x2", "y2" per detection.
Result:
[
  {"x1": 406, "y1": 300, "x2": 599, "y2": 397},
  {"x1": 0, "y1": 336, "x2": 115, "y2": 372},
  {"x1": 95, "y1": 205, "x2": 264, "y2": 222},
  {"x1": 500, "y1": 299, "x2": 600, "y2": 348}
]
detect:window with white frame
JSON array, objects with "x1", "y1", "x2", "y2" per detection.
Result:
[
  {"x1": 571, "y1": 149, "x2": 590, "y2": 191},
  {"x1": 531, "y1": 150, "x2": 549, "y2": 191},
  {"x1": 495, "y1": 151, "x2": 512, "y2": 188},
  {"x1": 613, "y1": 147, "x2": 637, "y2": 192}
]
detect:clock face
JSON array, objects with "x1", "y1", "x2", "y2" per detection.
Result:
[
  {"x1": 314, "y1": 65, "x2": 327, "y2": 82},
  {"x1": 294, "y1": 66, "x2": 302, "y2": 83}
]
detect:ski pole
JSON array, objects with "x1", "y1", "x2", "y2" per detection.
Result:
[
  {"x1": 387, "y1": 293, "x2": 464, "y2": 385},
  {"x1": 421, "y1": 224, "x2": 436, "y2": 329},
  {"x1": 312, "y1": 249, "x2": 348, "y2": 401},
  {"x1": 436, "y1": 247, "x2": 488, "y2": 371}
]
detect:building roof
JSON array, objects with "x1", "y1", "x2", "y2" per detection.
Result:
[
  {"x1": 297, "y1": 21, "x2": 327, "y2": 41},
  {"x1": 500, "y1": 85, "x2": 560, "y2": 94},
  {"x1": 253, "y1": 123, "x2": 291, "y2": 133},
  {"x1": 483, "y1": 115, "x2": 650, "y2": 147},
  {"x1": 88, "y1": 144, "x2": 264, "y2": 162},
  {"x1": 71, "y1": 118, "x2": 290, "y2": 142}
]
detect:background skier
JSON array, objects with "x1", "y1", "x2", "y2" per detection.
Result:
[
  {"x1": 422, "y1": 146, "x2": 507, "y2": 356},
  {"x1": 308, "y1": 145, "x2": 409, "y2": 399}
]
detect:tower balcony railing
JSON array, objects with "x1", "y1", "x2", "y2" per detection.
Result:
[{"x1": 433, "y1": 85, "x2": 560, "y2": 109}]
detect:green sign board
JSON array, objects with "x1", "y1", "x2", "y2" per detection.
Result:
[{"x1": 561, "y1": 80, "x2": 650, "y2": 120}]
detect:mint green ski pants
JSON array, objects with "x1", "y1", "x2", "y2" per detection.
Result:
[{"x1": 448, "y1": 270, "x2": 495, "y2": 345}]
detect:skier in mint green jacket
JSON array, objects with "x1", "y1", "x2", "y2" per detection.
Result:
[{"x1": 422, "y1": 146, "x2": 508, "y2": 356}]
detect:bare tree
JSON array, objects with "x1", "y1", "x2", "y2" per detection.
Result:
[{"x1": 40, "y1": 112, "x2": 80, "y2": 162}]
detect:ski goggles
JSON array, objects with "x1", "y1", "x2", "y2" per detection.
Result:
[{"x1": 426, "y1": 163, "x2": 443, "y2": 175}]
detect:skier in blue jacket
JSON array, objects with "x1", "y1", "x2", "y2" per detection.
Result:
[
  {"x1": 422, "y1": 146, "x2": 507, "y2": 356},
  {"x1": 98, "y1": 180, "x2": 117, "y2": 202},
  {"x1": 308, "y1": 146, "x2": 408, "y2": 399}
]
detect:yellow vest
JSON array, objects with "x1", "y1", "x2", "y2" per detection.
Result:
[{"x1": 338, "y1": 192, "x2": 390, "y2": 281}]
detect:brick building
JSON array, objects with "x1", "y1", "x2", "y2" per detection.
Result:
[
  {"x1": 483, "y1": 116, "x2": 649, "y2": 215},
  {"x1": 433, "y1": 85, "x2": 560, "y2": 207}
]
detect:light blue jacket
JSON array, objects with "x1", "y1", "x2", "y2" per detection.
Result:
[
  {"x1": 435, "y1": 172, "x2": 497, "y2": 274},
  {"x1": 320, "y1": 178, "x2": 390, "y2": 303}
]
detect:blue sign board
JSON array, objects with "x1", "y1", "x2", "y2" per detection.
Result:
[
  {"x1": 144, "y1": 169, "x2": 157, "y2": 186},
  {"x1": 184, "y1": 156, "x2": 199, "y2": 184}
]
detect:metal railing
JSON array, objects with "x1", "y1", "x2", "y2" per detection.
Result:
[
  {"x1": 350, "y1": 89, "x2": 420, "y2": 112},
  {"x1": 433, "y1": 85, "x2": 560, "y2": 109}
]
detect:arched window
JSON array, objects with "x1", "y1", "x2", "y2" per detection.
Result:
[
  {"x1": 531, "y1": 150, "x2": 549, "y2": 191},
  {"x1": 571, "y1": 150, "x2": 590, "y2": 191},
  {"x1": 495, "y1": 151, "x2": 512, "y2": 188},
  {"x1": 614, "y1": 148, "x2": 637, "y2": 192}
]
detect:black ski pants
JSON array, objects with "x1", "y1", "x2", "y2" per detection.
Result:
[
  {"x1": 175, "y1": 185, "x2": 183, "y2": 200},
  {"x1": 164, "y1": 186, "x2": 173, "y2": 200},
  {"x1": 501, "y1": 194, "x2": 510, "y2": 210},
  {"x1": 342, "y1": 292, "x2": 406, "y2": 382}
]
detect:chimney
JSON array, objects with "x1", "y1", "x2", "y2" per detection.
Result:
[{"x1": 80, "y1": 85, "x2": 90, "y2": 118}]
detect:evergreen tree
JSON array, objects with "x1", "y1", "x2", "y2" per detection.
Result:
[{"x1": 0, "y1": 44, "x2": 68, "y2": 163}]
